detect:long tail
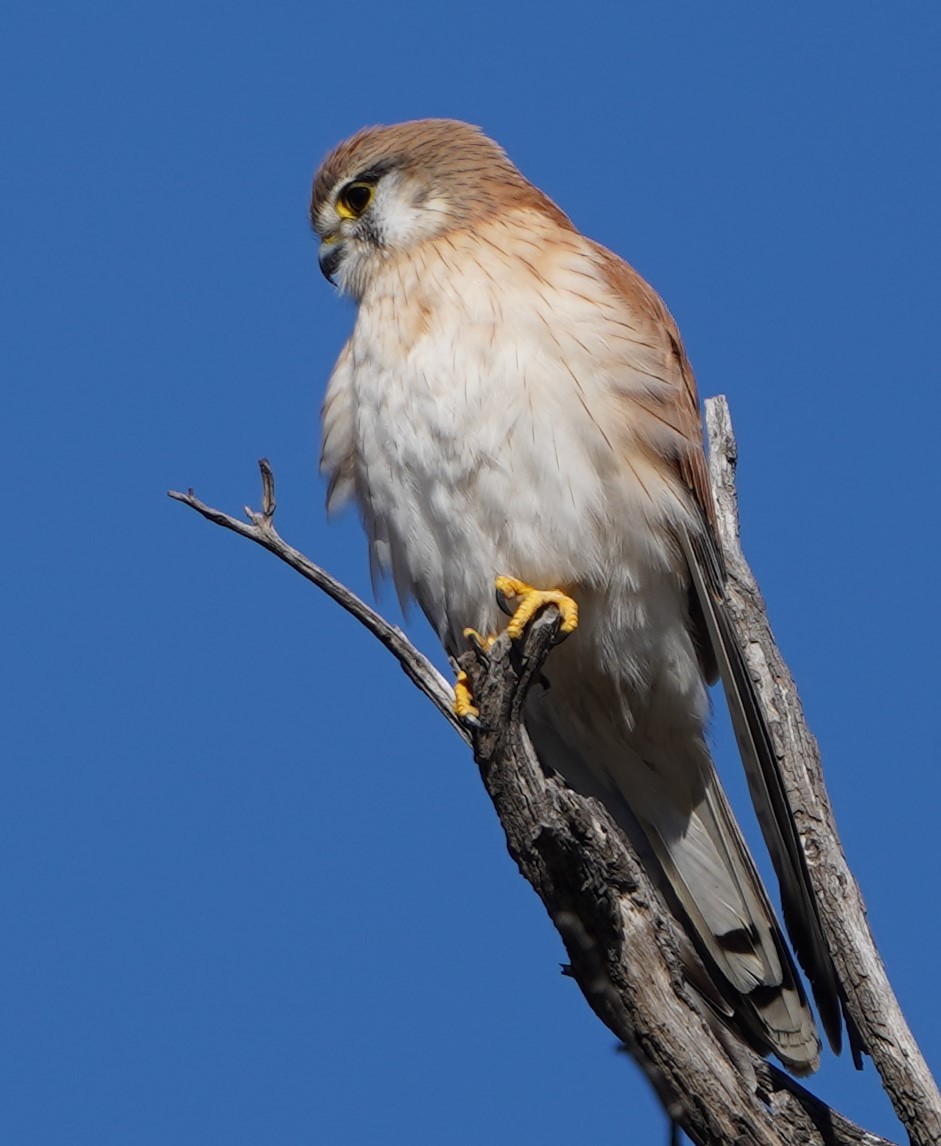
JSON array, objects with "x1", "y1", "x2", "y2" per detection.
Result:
[
  {"x1": 637, "y1": 750, "x2": 822, "y2": 1072},
  {"x1": 525, "y1": 692, "x2": 822, "y2": 1075},
  {"x1": 680, "y1": 525, "x2": 861, "y2": 1065}
]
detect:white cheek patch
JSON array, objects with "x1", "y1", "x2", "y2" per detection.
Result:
[
  {"x1": 372, "y1": 174, "x2": 448, "y2": 247},
  {"x1": 326, "y1": 174, "x2": 451, "y2": 298}
]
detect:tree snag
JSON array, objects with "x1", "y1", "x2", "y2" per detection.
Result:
[{"x1": 169, "y1": 397, "x2": 939, "y2": 1146}]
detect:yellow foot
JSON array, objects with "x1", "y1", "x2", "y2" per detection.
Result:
[
  {"x1": 494, "y1": 576, "x2": 579, "y2": 640},
  {"x1": 453, "y1": 670, "x2": 480, "y2": 721},
  {"x1": 462, "y1": 627, "x2": 496, "y2": 652}
]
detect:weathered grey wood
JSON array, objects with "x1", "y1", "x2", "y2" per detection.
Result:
[
  {"x1": 169, "y1": 444, "x2": 922, "y2": 1145},
  {"x1": 704, "y1": 396, "x2": 941, "y2": 1146},
  {"x1": 458, "y1": 613, "x2": 896, "y2": 1145}
]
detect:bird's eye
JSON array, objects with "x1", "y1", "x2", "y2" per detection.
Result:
[{"x1": 337, "y1": 181, "x2": 374, "y2": 219}]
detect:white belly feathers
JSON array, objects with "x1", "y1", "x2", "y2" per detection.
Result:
[{"x1": 324, "y1": 224, "x2": 706, "y2": 723}]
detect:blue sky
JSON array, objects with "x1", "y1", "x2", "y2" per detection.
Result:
[{"x1": 4, "y1": 3, "x2": 940, "y2": 1142}]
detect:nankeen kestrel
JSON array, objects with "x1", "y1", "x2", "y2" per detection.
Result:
[{"x1": 311, "y1": 119, "x2": 849, "y2": 1075}]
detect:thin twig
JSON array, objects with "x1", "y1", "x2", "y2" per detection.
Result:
[{"x1": 168, "y1": 463, "x2": 470, "y2": 746}]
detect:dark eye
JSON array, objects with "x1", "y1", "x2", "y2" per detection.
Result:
[{"x1": 337, "y1": 181, "x2": 374, "y2": 219}]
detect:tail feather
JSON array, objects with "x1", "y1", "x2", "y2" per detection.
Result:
[
  {"x1": 525, "y1": 693, "x2": 821, "y2": 1075},
  {"x1": 645, "y1": 767, "x2": 821, "y2": 1072},
  {"x1": 679, "y1": 525, "x2": 857, "y2": 1061}
]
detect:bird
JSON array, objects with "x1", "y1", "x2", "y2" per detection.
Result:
[{"x1": 311, "y1": 118, "x2": 851, "y2": 1075}]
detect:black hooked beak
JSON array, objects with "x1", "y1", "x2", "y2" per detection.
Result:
[{"x1": 319, "y1": 240, "x2": 342, "y2": 285}]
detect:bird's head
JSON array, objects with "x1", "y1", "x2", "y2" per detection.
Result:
[{"x1": 310, "y1": 119, "x2": 553, "y2": 299}]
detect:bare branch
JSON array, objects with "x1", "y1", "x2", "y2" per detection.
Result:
[
  {"x1": 169, "y1": 440, "x2": 922, "y2": 1145},
  {"x1": 704, "y1": 396, "x2": 941, "y2": 1146},
  {"x1": 458, "y1": 614, "x2": 896, "y2": 1146},
  {"x1": 168, "y1": 465, "x2": 469, "y2": 747}
]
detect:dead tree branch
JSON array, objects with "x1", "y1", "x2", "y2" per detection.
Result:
[
  {"x1": 704, "y1": 396, "x2": 941, "y2": 1145},
  {"x1": 169, "y1": 401, "x2": 935, "y2": 1144},
  {"x1": 168, "y1": 460, "x2": 469, "y2": 748}
]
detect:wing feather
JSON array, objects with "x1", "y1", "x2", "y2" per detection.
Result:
[
  {"x1": 679, "y1": 526, "x2": 853, "y2": 1056},
  {"x1": 594, "y1": 241, "x2": 858, "y2": 1060}
]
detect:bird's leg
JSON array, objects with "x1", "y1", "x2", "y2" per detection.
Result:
[
  {"x1": 462, "y1": 627, "x2": 497, "y2": 653},
  {"x1": 453, "y1": 669, "x2": 480, "y2": 721},
  {"x1": 453, "y1": 582, "x2": 578, "y2": 722},
  {"x1": 452, "y1": 629, "x2": 498, "y2": 722},
  {"x1": 494, "y1": 576, "x2": 579, "y2": 640}
]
